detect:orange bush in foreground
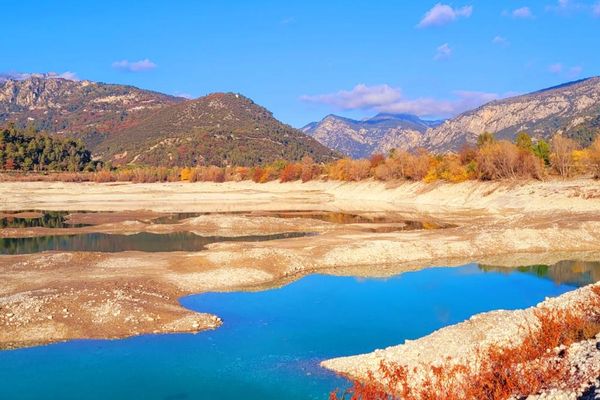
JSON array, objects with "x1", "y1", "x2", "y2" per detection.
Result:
[{"x1": 332, "y1": 287, "x2": 600, "y2": 400}]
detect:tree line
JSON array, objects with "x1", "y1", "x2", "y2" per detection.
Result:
[
  {"x1": 2, "y1": 125, "x2": 600, "y2": 182},
  {"x1": 0, "y1": 125, "x2": 97, "y2": 172}
]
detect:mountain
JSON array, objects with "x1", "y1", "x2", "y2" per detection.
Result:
[
  {"x1": 0, "y1": 76, "x2": 338, "y2": 166},
  {"x1": 97, "y1": 92, "x2": 339, "y2": 166},
  {"x1": 0, "y1": 75, "x2": 183, "y2": 147},
  {"x1": 421, "y1": 77, "x2": 600, "y2": 151},
  {"x1": 302, "y1": 113, "x2": 442, "y2": 158}
]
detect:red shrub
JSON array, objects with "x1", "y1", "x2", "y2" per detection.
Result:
[
  {"x1": 280, "y1": 163, "x2": 302, "y2": 182},
  {"x1": 332, "y1": 287, "x2": 600, "y2": 400}
]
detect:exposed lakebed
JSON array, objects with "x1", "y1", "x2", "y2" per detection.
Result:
[
  {"x1": 0, "y1": 260, "x2": 598, "y2": 400},
  {"x1": 0, "y1": 210, "x2": 452, "y2": 254}
]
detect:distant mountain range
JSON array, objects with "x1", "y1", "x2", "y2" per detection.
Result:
[
  {"x1": 0, "y1": 76, "x2": 338, "y2": 166},
  {"x1": 302, "y1": 113, "x2": 443, "y2": 158},
  {"x1": 2, "y1": 75, "x2": 599, "y2": 165},
  {"x1": 304, "y1": 77, "x2": 600, "y2": 156},
  {"x1": 420, "y1": 77, "x2": 600, "y2": 151}
]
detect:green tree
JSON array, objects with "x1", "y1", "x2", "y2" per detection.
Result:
[
  {"x1": 477, "y1": 132, "x2": 495, "y2": 147},
  {"x1": 0, "y1": 126, "x2": 97, "y2": 172},
  {"x1": 532, "y1": 139, "x2": 551, "y2": 165},
  {"x1": 515, "y1": 132, "x2": 533, "y2": 151}
]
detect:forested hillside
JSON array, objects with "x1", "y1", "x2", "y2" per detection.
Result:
[{"x1": 0, "y1": 125, "x2": 96, "y2": 171}]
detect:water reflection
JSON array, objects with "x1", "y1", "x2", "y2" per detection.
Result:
[
  {"x1": 247, "y1": 211, "x2": 453, "y2": 229},
  {"x1": 0, "y1": 231, "x2": 311, "y2": 255},
  {"x1": 479, "y1": 260, "x2": 600, "y2": 286},
  {"x1": 0, "y1": 211, "x2": 91, "y2": 229}
]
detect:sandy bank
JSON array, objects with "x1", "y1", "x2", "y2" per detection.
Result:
[
  {"x1": 0, "y1": 178, "x2": 599, "y2": 214},
  {"x1": 0, "y1": 179, "x2": 599, "y2": 350}
]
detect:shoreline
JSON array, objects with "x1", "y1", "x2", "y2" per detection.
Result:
[
  {"x1": 1, "y1": 179, "x2": 600, "y2": 352},
  {"x1": 322, "y1": 282, "x2": 600, "y2": 399}
]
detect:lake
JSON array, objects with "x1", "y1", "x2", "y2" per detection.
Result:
[{"x1": 0, "y1": 260, "x2": 597, "y2": 400}]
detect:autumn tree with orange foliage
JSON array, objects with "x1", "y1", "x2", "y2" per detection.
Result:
[{"x1": 279, "y1": 163, "x2": 302, "y2": 182}]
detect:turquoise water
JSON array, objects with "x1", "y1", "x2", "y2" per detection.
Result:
[{"x1": 0, "y1": 262, "x2": 596, "y2": 400}]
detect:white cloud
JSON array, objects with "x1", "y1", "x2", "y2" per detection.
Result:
[
  {"x1": 0, "y1": 71, "x2": 79, "y2": 82},
  {"x1": 548, "y1": 63, "x2": 564, "y2": 74},
  {"x1": 53, "y1": 71, "x2": 79, "y2": 81},
  {"x1": 546, "y1": 1, "x2": 600, "y2": 16},
  {"x1": 112, "y1": 58, "x2": 157, "y2": 72},
  {"x1": 301, "y1": 84, "x2": 505, "y2": 118},
  {"x1": 546, "y1": 0, "x2": 584, "y2": 13},
  {"x1": 492, "y1": 35, "x2": 510, "y2": 46},
  {"x1": 417, "y1": 3, "x2": 473, "y2": 28},
  {"x1": 434, "y1": 43, "x2": 453, "y2": 60},
  {"x1": 300, "y1": 84, "x2": 402, "y2": 110},
  {"x1": 567, "y1": 65, "x2": 583, "y2": 78},
  {"x1": 510, "y1": 7, "x2": 534, "y2": 18},
  {"x1": 174, "y1": 92, "x2": 194, "y2": 99},
  {"x1": 280, "y1": 16, "x2": 295, "y2": 25},
  {"x1": 548, "y1": 63, "x2": 583, "y2": 78},
  {"x1": 0, "y1": 72, "x2": 30, "y2": 82}
]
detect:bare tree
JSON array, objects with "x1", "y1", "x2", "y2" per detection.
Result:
[{"x1": 550, "y1": 135, "x2": 578, "y2": 177}]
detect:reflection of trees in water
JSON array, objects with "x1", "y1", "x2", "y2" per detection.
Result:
[
  {"x1": 479, "y1": 260, "x2": 600, "y2": 287},
  {"x1": 0, "y1": 211, "x2": 89, "y2": 229},
  {"x1": 251, "y1": 211, "x2": 452, "y2": 229},
  {"x1": 0, "y1": 231, "x2": 310, "y2": 255}
]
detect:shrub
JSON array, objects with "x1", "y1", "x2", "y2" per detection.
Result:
[
  {"x1": 332, "y1": 287, "x2": 600, "y2": 400},
  {"x1": 386, "y1": 150, "x2": 431, "y2": 181},
  {"x1": 533, "y1": 139, "x2": 551, "y2": 165},
  {"x1": 458, "y1": 145, "x2": 477, "y2": 165},
  {"x1": 428, "y1": 155, "x2": 470, "y2": 183},
  {"x1": 550, "y1": 135, "x2": 579, "y2": 177},
  {"x1": 587, "y1": 136, "x2": 600, "y2": 179},
  {"x1": 374, "y1": 162, "x2": 393, "y2": 181},
  {"x1": 476, "y1": 141, "x2": 543, "y2": 180},
  {"x1": 280, "y1": 163, "x2": 302, "y2": 182},
  {"x1": 300, "y1": 156, "x2": 320, "y2": 182},
  {"x1": 252, "y1": 167, "x2": 264, "y2": 183},
  {"x1": 369, "y1": 154, "x2": 386, "y2": 168},
  {"x1": 515, "y1": 131, "x2": 533, "y2": 151},
  {"x1": 348, "y1": 159, "x2": 372, "y2": 181},
  {"x1": 180, "y1": 167, "x2": 192, "y2": 181},
  {"x1": 204, "y1": 166, "x2": 226, "y2": 182},
  {"x1": 92, "y1": 170, "x2": 114, "y2": 183},
  {"x1": 477, "y1": 132, "x2": 495, "y2": 147},
  {"x1": 326, "y1": 159, "x2": 373, "y2": 181}
]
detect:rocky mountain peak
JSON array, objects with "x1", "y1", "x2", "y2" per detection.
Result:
[{"x1": 420, "y1": 76, "x2": 600, "y2": 151}]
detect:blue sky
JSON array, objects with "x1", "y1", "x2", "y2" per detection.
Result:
[{"x1": 2, "y1": 0, "x2": 599, "y2": 126}]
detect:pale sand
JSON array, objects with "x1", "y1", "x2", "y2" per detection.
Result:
[{"x1": 0, "y1": 179, "x2": 598, "y2": 214}]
